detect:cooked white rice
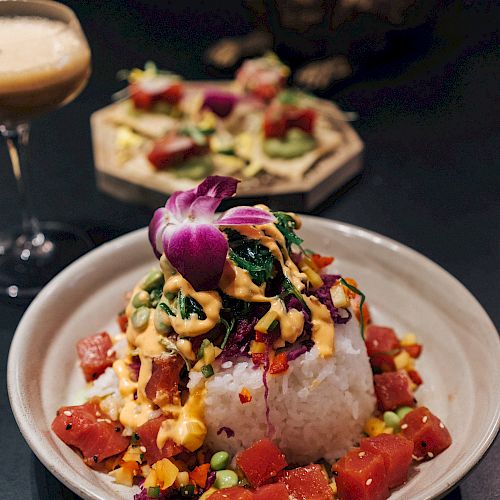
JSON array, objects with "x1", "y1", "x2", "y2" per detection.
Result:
[{"x1": 189, "y1": 316, "x2": 375, "y2": 463}]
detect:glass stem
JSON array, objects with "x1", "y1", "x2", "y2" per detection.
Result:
[{"x1": 0, "y1": 123, "x2": 45, "y2": 249}]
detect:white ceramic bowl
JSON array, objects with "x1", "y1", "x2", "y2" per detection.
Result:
[{"x1": 8, "y1": 218, "x2": 500, "y2": 500}]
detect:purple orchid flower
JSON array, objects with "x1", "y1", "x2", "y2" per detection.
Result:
[{"x1": 149, "y1": 176, "x2": 275, "y2": 291}]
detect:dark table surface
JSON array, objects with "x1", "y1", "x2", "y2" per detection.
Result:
[{"x1": 1, "y1": 1, "x2": 498, "y2": 499}]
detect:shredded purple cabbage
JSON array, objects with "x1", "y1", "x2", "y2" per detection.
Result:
[
  {"x1": 217, "y1": 426, "x2": 235, "y2": 438},
  {"x1": 306, "y1": 273, "x2": 352, "y2": 325},
  {"x1": 262, "y1": 349, "x2": 275, "y2": 439},
  {"x1": 285, "y1": 296, "x2": 312, "y2": 336},
  {"x1": 287, "y1": 345, "x2": 308, "y2": 361},
  {"x1": 129, "y1": 356, "x2": 141, "y2": 382},
  {"x1": 220, "y1": 315, "x2": 258, "y2": 361},
  {"x1": 206, "y1": 470, "x2": 216, "y2": 490}
]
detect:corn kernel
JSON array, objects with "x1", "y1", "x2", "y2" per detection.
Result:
[
  {"x1": 153, "y1": 458, "x2": 179, "y2": 489},
  {"x1": 401, "y1": 333, "x2": 417, "y2": 346},
  {"x1": 364, "y1": 417, "x2": 386, "y2": 437},
  {"x1": 394, "y1": 350, "x2": 411, "y2": 370}
]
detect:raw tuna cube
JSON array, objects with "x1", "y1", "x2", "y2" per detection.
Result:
[
  {"x1": 400, "y1": 407, "x2": 452, "y2": 460},
  {"x1": 403, "y1": 344, "x2": 422, "y2": 358},
  {"x1": 360, "y1": 434, "x2": 413, "y2": 488},
  {"x1": 76, "y1": 332, "x2": 115, "y2": 381},
  {"x1": 237, "y1": 439, "x2": 287, "y2": 487},
  {"x1": 365, "y1": 326, "x2": 399, "y2": 357},
  {"x1": 136, "y1": 416, "x2": 183, "y2": 465},
  {"x1": 373, "y1": 370, "x2": 415, "y2": 411},
  {"x1": 253, "y1": 482, "x2": 289, "y2": 500},
  {"x1": 278, "y1": 464, "x2": 332, "y2": 500},
  {"x1": 52, "y1": 401, "x2": 128, "y2": 464},
  {"x1": 333, "y1": 448, "x2": 389, "y2": 500},
  {"x1": 369, "y1": 353, "x2": 396, "y2": 373},
  {"x1": 209, "y1": 487, "x2": 254, "y2": 499},
  {"x1": 145, "y1": 354, "x2": 184, "y2": 407}
]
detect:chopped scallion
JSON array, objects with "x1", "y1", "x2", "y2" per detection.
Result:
[
  {"x1": 147, "y1": 486, "x2": 160, "y2": 498},
  {"x1": 201, "y1": 364, "x2": 215, "y2": 378}
]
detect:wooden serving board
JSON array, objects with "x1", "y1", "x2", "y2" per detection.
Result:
[{"x1": 91, "y1": 83, "x2": 363, "y2": 211}]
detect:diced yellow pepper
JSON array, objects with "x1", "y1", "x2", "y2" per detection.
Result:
[
  {"x1": 122, "y1": 445, "x2": 143, "y2": 463},
  {"x1": 176, "y1": 471, "x2": 190, "y2": 487},
  {"x1": 143, "y1": 469, "x2": 158, "y2": 488},
  {"x1": 382, "y1": 427, "x2": 394, "y2": 434},
  {"x1": 197, "y1": 110, "x2": 217, "y2": 132},
  {"x1": 364, "y1": 417, "x2": 386, "y2": 437},
  {"x1": 242, "y1": 161, "x2": 263, "y2": 178},
  {"x1": 406, "y1": 357, "x2": 415, "y2": 371},
  {"x1": 301, "y1": 265, "x2": 324, "y2": 289},
  {"x1": 401, "y1": 333, "x2": 418, "y2": 346},
  {"x1": 192, "y1": 359, "x2": 204, "y2": 372},
  {"x1": 234, "y1": 133, "x2": 253, "y2": 159},
  {"x1": 211, "y1": 153, "x2": 245, "y2": 173},
  {"x1": 214, "y1": 346, "x2": 222, "y2": 359},
  {"x1": 203, "y1": 343, "x2": 216, "y2": 365},
  {"x1": 330, "y1": 283, "x2": 350, "y2": 308},
  {"x1": 394, "y1": 350, "x2": 411, "y2": 370},
  {"x1": 109, "y1": 463, "x2": 139, "y2": 486},
  {"x1": 255, "y1": 309, "x2": 279, "y2": 333},
  {"x1": 250, "y1": 340, "x2": 266, "y2": 354},
  {"x1": 153, "y1": 458, "x2": 179, "y2": 489}
]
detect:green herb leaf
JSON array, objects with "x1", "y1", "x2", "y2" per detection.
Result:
[
  {"x1": 340, "y1": 278, "x2": 366, "y2": 340},
  {"x1": 180, "y1": 483, "x2": 195, "y2": 496},
  {"x1": 201, "y1": 364, "x2": 214, "y2": 378},
  {"x1": 226, "y1": 229, "x2": 275, "y2": 285},
  {"x1": 178, "y1": 291, "x2": 207, "y2": 320},
  {"x1": 159, "y1": 302, "x2": 175, "y2": 317},
  {"x1": 273, "y1": 212, "x2": 303, "y2": 251},
  {"x1": 220, "y1": 317, "x2": 235, "y2": 349},
  {"x1": 282, "y1": 276, "x2": 309, "y2": 312}
]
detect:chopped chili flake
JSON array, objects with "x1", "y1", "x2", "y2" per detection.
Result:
[
  {"x1": 269, "y1": 352, "x2": 289, "y2": 374},
  {"x1": 311, "y1": 254, "x2": 334, "y2": 269},
  {"x1": 189, "y1": 463, "x2": 210, "y2": 488},
  {"x1": 252, "y1": 352, "x2": 266, "y2": 366},
  {"x1": 239, "y1": 387, "x2": 252, "y2": 404}
]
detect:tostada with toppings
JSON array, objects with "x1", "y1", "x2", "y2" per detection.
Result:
[{"x1": 52, "y1": 176, "x2": 451, "y2": 499}]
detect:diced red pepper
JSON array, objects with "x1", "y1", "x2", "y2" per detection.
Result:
[
  {"x1": 147, "y1": 134, "x2": 208, "y2": 170},
  {"x1": 209, "y1": 487, "x2": 254, "y2": 500},
  {"x1": 403, "y1": 344, "x2": 423, "y2": 358},
  {"x1": 189, "y1": 463, "x2": 210, "y2": 488},
  {"x1": 373, "y1": 370, "x2": 415, "y2": 411},
  {"x1": 52, "y1": 401, "x2": 129, "y2": 464},
  {"x1": 76, "y1": 332, "x2": 115, "y2": 382},
  {"x1": 311, "y1": 254, "x2": 334, "y2": 269},
  {"x1": 360, "y1": 434, "x2": 414, "y2": 488},
  {"x1": 253, "y1": 482, "x2": 289, "y2": 500},
  {"x1": 333, "y1": 448, "x2": 389, "y2": 500},
  {"x1": 252, "y1": 353, "x2": 266, "y2": 366},
  {"x1": 269, "y1": 352, "x2": 289, "y2": 375},
  {"x1": 408, "y1": 369, "x2": 423, "y2": 386},
  {"x1": 116, "y1": 313, "x2": 128, "y2": 333},
  {"x1": 400, "y1": 407, "x2": 452, "y2": 461},
  {"x1": 236, "y1": 438, "x2": 288, "y2": 488},
  {"x1": 135, "y1": 416, "x2": 183, "y2": 464},
  {"x1": 239, "y1": 387, "x2": 253, "y2": 404},
  {"x1": 369, "y1": 353, "x2": 396, "y2": 373},
  {"x1": 365, "y1": 325, "x2": 400, "y2": 357},
  {"x1": 278, "y1": 464, "x2": 332, "y2": 500}
]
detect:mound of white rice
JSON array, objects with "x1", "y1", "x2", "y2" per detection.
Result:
[{"x1": 188, "y1": 316, "x2": 375, "y2": 463}]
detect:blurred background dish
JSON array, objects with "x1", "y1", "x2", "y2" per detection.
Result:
[{"x1": 1, "y1": 0, "x2": 498, "y2": 498}]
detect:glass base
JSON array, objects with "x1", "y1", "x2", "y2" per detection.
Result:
[{"x1": 0, "y1": 221, "x2": 94, "y2": 301}]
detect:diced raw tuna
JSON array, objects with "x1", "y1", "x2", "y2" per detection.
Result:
[
  {"x1": 360, "y1": 434, "x2": 413, "y2": 488},
  {"x1": 408, "y1": 369, "x2": 423, "y2": 386},
  {"x1": 400, "y1": 407, "x2": 452, "y2": 461},
  {"x1": 147, "y1": 134, "x2": 208, "y2": 169},
  {"x1": 76, "y1": 332, "x2": 115, "y2": 382},
  {"x1": 278, "y1": 464, "x2": 332, "y2": 500},
  {"x1": 209, "y1": 487, "x2": 254, "y2": 499},
  {"x1": 145, "y1": 354, "x2": 184, "y2": 407},
  {"x1": 253, "y1": 482, "x2": 289, "y2": 500},
  {"x1": 369, "y1": 353, "x2": 396, "y2": 373},
  {"x1": 52, "y1": 401, "x2": 128, "y2": 464},
  {"x1": 136, "y1": 416, "x2": 183, "y2": 464},
  {"x1": 333, "y1": 448, "x2": 389, "y2": 500},
  {"x1": 236, "y1": 438, "x2": 288, "y2": 488},
  {"x1": 373, "y1": 370, "x2": 415, "y2": 411},
  {"x1": 365, "y1": 326, "x2": 400, "y2": 357}
]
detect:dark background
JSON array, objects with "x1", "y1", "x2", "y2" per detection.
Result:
[{"x1": 1, "y1": 1, "x2": 498, "y2": 498}]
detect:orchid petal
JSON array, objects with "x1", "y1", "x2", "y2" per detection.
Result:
[
  {"x1": 195, "y1": 176, "x2": 240, "y2": 199},
  {"x1": 216, "y1": 206, "x2": 276, "y2": 226},
  {"x1": 164, "y1": 223, "x2": 228, "y2": 291},
  {"x1": 148, "y1": 207, "x2": 168, "y2": 258},
  {"x1": 165, "y1": 189, "x2": 197, "y2": 220},
  {"x1": 188, "y1": 196, "x2": 222, "y2": 222}
]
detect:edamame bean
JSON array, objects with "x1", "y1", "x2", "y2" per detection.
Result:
[
  {"x1": 131, "y1": 306, "x2": 150, "y2": 330},
  {"x1": 154, "y1": 305, "x2": 171, "y2": 334},
  {"x1": 396, "y1": 406, "x2": 413, "y2": 420},
  {"x1": 149, "y1": 288, "x2": 162, "y2": 308},
  {"x1": 214, "y1": 470, "x2": 238, "y2": 489},
  {"x1": 210, "y1": 451, "x2": 230, "y2": 471},
  {"x1": 383, "y1": 411, "x2": 401, "y2": 429},
  {"x1": 132, "y1": 290, "x2": 150, "y2": 308},
  {"x1": 142, "y1": 270, "x2": 164, "y2": 292}
]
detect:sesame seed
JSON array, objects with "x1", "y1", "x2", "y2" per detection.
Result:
[
  {"x1": 401, "y1": 423, "x2": 408, "y2": 429},
  {"x1": 427, "y1": 452, "x2": 434, "y2": 458},
  {"x1": 422, "y1": 416, "x2": 428, "y2": 423},
  {"x1": 439, "y1": 422, "x2": 445, "y2": 429},
  {"x1": 373, "y1": 340, "x2": 379, "y2": 346},
  {"x1": 358, "y1": 451, "x2": 366, "y2": 458},
  {"x1": 97, "y1": 418, "x2": 112, "y2": 423},
  {"x1": 106, "y1": 348, "x2": 114, "y2": 357},
  {"x1": 140, "y1": 446, "x2": 147, "y2": 453},
  {"x1": 412, "y1": 454, "x2": 424, "y2": 461},
  {"x1": 96, "y1": 411, "x2": 101, "y2": 417},
  {"x1": 63, "y1": 410, "x2": 72, "y2": 417},
  {"x1": 366, "y1": 478, "x2": 373, "y2": 486}
]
